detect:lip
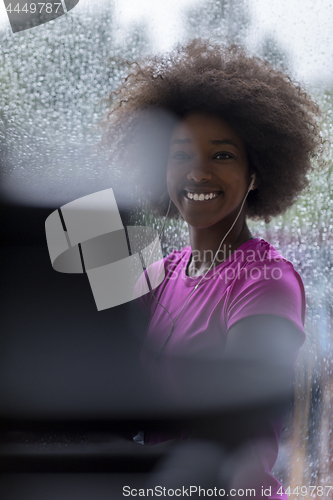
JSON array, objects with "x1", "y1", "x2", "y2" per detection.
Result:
[
  {"x1": 183, "y1": 188, "x2": 222, "y2": 194},
  {"x1": 183, "y1": 190, "x2": 223, "y2": 204}
]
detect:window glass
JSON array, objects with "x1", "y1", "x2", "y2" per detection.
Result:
[{"x1": 0, "y1": 0, "x2": 332, "y2": 488}]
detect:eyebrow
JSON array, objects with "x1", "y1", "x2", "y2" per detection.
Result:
[{"x1": 171, "y1": 138, "x2": 239, "y2": 149}]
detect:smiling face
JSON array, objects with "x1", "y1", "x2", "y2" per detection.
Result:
[{"x1": 166, "y1": 113, "x2": 251, "y2": 229}]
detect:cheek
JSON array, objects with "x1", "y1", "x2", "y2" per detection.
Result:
[
  {"x1": 166, "y1": 169, "x2": 171, "y2": 192},
  {"x1": 226, "y1": 168, "x2": 248, "y2": 187},
  {"x1": 166, "y1": 166, "x2": 178, "y2": 191},
  {"x1": 166, "y1": 172, "x2": 176, "y2": 201}
]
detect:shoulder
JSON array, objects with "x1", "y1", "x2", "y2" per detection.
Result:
[
  {"x1": 225, "y1": 238, "x2": 306, "y2": 334},
  {"x1": 163, "y1": 245, "x2": 190, "y2": 275},
  {"x1": 134, "y1": 245, "x2": 189, "y2": 293},
  {"x1": 236, "y1": 238, "x2": 303, "y2": 288},
  {"x1": 164, "y1": 245, "x2": 190, "y2": 264}
]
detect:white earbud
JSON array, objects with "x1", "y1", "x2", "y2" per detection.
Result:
[{"x1": 249, "y1": 174, "x2": 256, "y2": 191}]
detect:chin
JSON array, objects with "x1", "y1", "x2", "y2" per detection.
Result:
[{"x1": 184, "y1": 215, "x2": 221, "y2": 229}]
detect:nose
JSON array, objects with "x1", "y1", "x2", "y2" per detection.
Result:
[{"x1": 186, "y1": 160, "x2": 213, "y2": 183}]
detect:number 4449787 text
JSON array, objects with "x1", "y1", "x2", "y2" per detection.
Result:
[
  {"x1": 279, "y1": 485, "x2": 333, "y2": 497},
  {"x1": 6, "y1": 3, "x2": 62, "y2": 14}
]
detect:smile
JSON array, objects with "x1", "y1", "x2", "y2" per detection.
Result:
[{"x1": 184, "y1": 191, "x2": 222, "y2": 203}]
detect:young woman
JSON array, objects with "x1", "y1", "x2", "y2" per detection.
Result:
[{"x1": 104, "y1": 39, "x2": 323, "y2": 499}]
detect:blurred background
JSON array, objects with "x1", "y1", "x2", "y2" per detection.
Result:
[{"x1": 0, "y1": 0, "x2": 333, "y2": 491}]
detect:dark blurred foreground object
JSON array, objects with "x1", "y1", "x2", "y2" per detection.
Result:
[
  {"x1": 0, "y1": 200, "x2": 293, "y2": 499},
  {"x1": 0, "y1": 440, "x2": 254, "y2": 500}
]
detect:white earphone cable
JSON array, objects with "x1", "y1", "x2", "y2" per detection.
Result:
[{"x1": 145, "y1": 175, "x2": 256, "y2": 366}]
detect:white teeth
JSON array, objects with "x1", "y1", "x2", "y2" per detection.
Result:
[{"x1": 186, "y1": 192, "x2": 219, "y2": 201}]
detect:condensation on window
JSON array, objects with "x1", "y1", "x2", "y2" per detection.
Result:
[{"x1": 0, "y1": 0, "x2": 332, "y2": 487}]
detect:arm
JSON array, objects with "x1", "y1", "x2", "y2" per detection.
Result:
[
  {"x1": 189, "y1": 315, "x2": 303, "y2": 450},
  {"x1": 224, "y1": 314, "x2": 305, "y2": 366}
]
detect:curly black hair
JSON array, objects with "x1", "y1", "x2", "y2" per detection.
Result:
[{"x1": 103, "y1": 39, "x2": 323, "y2": 223}]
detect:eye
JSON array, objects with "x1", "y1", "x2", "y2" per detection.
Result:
[
  {"x1": 172, "y1": 152, "x2": 190, "y2": 160},
  {"x1": 214, "y1": 152, "x2": 234, "y2": 160}
]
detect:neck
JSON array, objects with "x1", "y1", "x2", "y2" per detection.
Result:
[{"x1": 186, "y1": 216, "x2": 252, "y2": 277}]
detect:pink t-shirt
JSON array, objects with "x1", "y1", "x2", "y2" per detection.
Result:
[{"x1": 135, "y1": 237, "x2": 306, "y2": 499}]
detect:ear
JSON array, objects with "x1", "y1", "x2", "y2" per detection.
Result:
[{"x1": 250, "y1": 173, "x2": 259, "y2": 191}]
